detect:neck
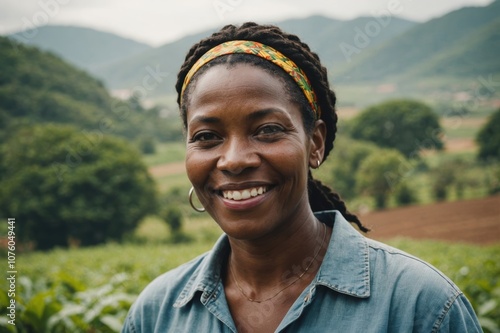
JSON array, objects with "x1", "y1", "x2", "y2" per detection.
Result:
[{"x1": 227, "y1": 211, "x2": 330, "y2": 293}]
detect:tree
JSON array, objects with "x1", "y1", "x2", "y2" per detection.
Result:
[
  {"x1": 476, "y1": 108, "x2": 500, "y2": 161},
  {"x1": 350, "y1": 99, "x2": 444, "y2": 158},
  {"x1": 356, "y1": 149, "x2": 409, "y2": 208},
  {"x1": 329, "y1": 136, "x2": 379, "y2": 199},
  {"x1": 0, "y1": 124, "x2": 157, "y2": 249},
  {"x1": 137, "y1": 135, "x2": 156, "y2": 154},
  {"x1": 394, "y1": 182, "x2": 418, "y2": 206}
]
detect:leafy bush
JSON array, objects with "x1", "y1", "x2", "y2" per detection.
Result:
[
  {"x1": 0, "y1": 273, "x2": 135, "y2": 333},
  {"x1": 0, "y1": 124, "x2": 157, "y2": 249},
  {"x1": 350, "y1": 99, "x2": 444, "y2": 158},
  {"x1": 137, "y1": 135, "x2": 156, "y2": 155},
  {"x1": 477, "y1": 108, "x2": 500, "y2": 162},
  {"x1": 356, "y1": 149, "x2": 409, "y2": 208},
  {"x1": 162, "y1": 205, "x2": 183, "y2": 234},
  {"x1": 329, "y1": 136, "x2": 379, "y2": 199}
]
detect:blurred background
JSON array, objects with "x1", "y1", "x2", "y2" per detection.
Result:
[{"x1": 0, "y1": 0, "x2": 499, "y2": 332}]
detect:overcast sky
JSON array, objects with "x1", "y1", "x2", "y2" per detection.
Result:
[{"x1": 0, "y1": 0, "x2": 494, "y2": 46}]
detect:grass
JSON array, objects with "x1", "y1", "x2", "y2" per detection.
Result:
[
  {"x1": 12, "y1": 216, "x2": 500, "y2": 299},
  {"x1": 4, "y1": 212, "x2": 499, "y2": 331},
  {"x1": 155, "y1": 172, "x2": 190, "y2": 193},
  {"x1": 142, "y1": 141, "x2": 186, "y2": 167}
]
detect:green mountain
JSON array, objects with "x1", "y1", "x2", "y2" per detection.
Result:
[
  {"x1": 277, "y1": 15, "x2": 417, "y2": 74},
  {"x1": 338, "y1": 1, "x2": 500, "y2": 82},
  {"x1": 0, "y1": 36, "x2": 181, "y2": 141},
  {"x1": 405, "y1": 17, "x2": 500, "y2": 78},
  {"x1": 96, "y1": 15, "x2": 416, "y2": 96},
  {"x1": 96, "y1": 29, "x2": 213, "y2": 95},
  {"x1": 8, "y1": 25, "x2": 152, "y2": 73}
]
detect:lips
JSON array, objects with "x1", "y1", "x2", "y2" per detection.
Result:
[{"x1": 222, "y1": 186, "x2": 268, "y2": 201}]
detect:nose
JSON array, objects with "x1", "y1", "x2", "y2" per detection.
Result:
[{"x1": 217, "y1": 136, "x2": 261, "y2": 175}]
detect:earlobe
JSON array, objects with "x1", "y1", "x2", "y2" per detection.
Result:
[{"x1": 309, "y1": 120, "x2": 326, "y2": 169}]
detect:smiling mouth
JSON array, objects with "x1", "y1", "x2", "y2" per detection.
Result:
[{"x1": 221, "y1": 186, "x2": 269, "y2": 201}]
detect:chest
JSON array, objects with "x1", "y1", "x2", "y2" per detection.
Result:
[{"x1": 228, "y1": 298, "x2": 293, "y2": 333}]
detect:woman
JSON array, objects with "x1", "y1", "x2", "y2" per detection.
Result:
[{"x1": 122, "y1": 23, "x2": 481, "y2": 332}]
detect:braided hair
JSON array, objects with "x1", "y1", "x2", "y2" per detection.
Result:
[{"x1": 176, "y1": 22, "x2": 368, "y2": 232}]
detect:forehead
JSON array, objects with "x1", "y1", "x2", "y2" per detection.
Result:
[
  {"x1": 186, "y1": 64, "x2": 302, "y2": 126},
  {"x1": 189, "y1": 64, "x2": 288, "y2": 105}
]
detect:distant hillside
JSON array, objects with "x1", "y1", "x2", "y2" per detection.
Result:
[
  {"x1": 338, "y1": 1, "x2": 500, "y2": 82},
  {"x1": 406, "y1": 17, "x2": 500, "y2": 78},
  {"x1": 277, "y1": 15, "x2": 417, "y2": 74},
  {"x1": 96, "y1": 15, "x2": 416, "y2": 96},
  {"x1": 8, "y1": 25, "x2": 152, "y2": 73},
  {"x1": 0, "y1": 36, "x2": 180, "y2": 142},
  {"x1": 96, "y1": 29, "x2": 214, "y2": 95}
]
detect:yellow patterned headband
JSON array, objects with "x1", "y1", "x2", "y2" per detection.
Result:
[{"x1": 180, "y1": 40, "x2": 320, "y2": 119}]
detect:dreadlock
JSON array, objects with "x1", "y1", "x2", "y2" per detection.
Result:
[{"x1": 175, "y1": 22, "x2": 369, "y2": 233}]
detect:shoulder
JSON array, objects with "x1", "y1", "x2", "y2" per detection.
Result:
[
  {"x1": 366, "y1": 237, "x2": 460, "y2": 298},
  {"x1": 367, "y1": 238, "x2": 455, "y2": 285},
  {"x1": 365, "y1": 238, "x2": 481, "y2": 331},
  {"x1": 122, "y1": 234, "x2": 231, "y2": 333},
  {"x1": 122, "y1": 252, "x2": 209, "y2": 332}
]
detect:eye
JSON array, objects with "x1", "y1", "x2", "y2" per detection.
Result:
[
  {"x1": 190, "y1": 131, "x2": 222, "y2": 143},
  {"x1": 256, "y1": 124, "x2": 285, "y2": 136}
]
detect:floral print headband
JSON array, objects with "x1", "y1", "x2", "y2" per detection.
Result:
[{"x1": 180, "y1": 40, "x2": 321, "y2": 119}]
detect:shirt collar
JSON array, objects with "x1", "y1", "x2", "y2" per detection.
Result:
[
  {"x1": 315, "y1": 210, "x2": 370, "y2": 298},
  {"x1": 174, "y1": 210, "x2": 370, "y2": 307},
  {"x1": 173, "y1": 235, "x2": 230, "y2": 308}
]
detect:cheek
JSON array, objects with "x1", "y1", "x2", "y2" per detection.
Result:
[
  {"x1": 268, "y1": 141, "x2": 309, "y2": 179},
  {"x1": 185, "y1": 149, "x2": 214, "y2": 187}
]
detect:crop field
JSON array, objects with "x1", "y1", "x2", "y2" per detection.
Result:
[
  {"x1": 2, "y1": 210, "x2": 499, "y2": 332},
  {"x1": 1, "y1": 105, "x2": 498, "y2": 332}
]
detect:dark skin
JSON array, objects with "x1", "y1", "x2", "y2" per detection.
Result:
[{"x1": 184, "y1": 64, "x2": 331, "y2": 332}]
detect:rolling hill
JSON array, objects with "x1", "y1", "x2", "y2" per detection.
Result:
[
  {"x1": 337, "y1": 0, "x2": 500, "y2": 82},
  {"x1": 6, "y1": 1, "x2": 498, "y2": 103},
  {"x1": 95, "y1": 29, "x2": 214, "y2": 96},
  {"x1": 95, "y1": 15, "x2": 416, "y2": 96},
  {"x1": 0, "y1": 36, "x2": 180, "y2": 142},
  {"x1": 8, "y1": 25, "x2": 152, "y2": 73}
]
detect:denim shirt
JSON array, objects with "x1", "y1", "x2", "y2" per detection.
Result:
[{"x1": 122, "y1": 211, "x2": 482, "y2": 333}]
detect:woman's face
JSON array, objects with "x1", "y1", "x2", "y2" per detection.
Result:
[{"x1": 185, "y1": 64, "x2": 324, "y2": 240}]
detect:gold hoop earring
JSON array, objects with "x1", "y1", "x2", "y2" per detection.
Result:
[{"x1": 189, "y1": 187, "x2": 205, "y2": 213}]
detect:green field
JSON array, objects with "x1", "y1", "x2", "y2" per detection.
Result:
[
  {"x1": 142, "y1": 141, "x2": 185, "y2": 167},
  {"x1": 2, "y1": 216, "x2": 499, "y2": 332},
  {"x1": 2, "y1": 103, "x2": 498, "y2": 332}
]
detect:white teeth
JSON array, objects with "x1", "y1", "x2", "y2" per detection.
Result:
[
  {"x1": 222, "y1": 186, "x2": 268, "y2": 201},
  {"x1": 233, "y1": 191, "x2": 242, "y2": 200}
]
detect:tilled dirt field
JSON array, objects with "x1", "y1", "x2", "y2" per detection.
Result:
[{"x1": 362, "y1": 195, "x2": 500, "y2": 245}]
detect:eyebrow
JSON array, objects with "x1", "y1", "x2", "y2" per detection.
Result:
[
  {"x1": 246, "y1": 108, "x2": 288, "y2": 122},
  {"x1": 189, "y1": 115, "x2": 221, "y2": 125},
  {"x1": 189, "y1": 108, "x2": 288, "y2": 125}
]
